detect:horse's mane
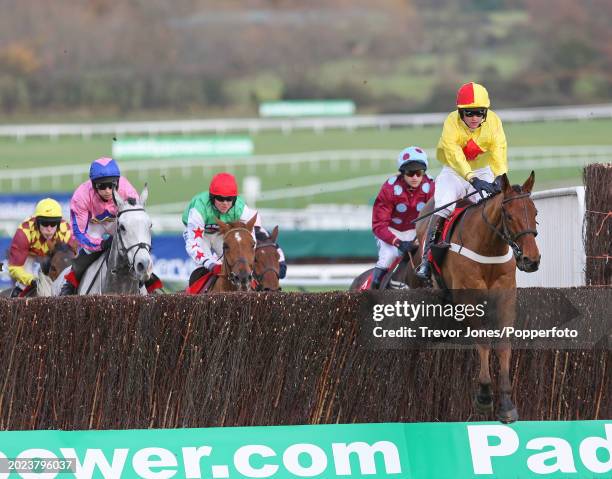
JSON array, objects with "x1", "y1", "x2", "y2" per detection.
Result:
[{"x1": 52, "y1": 242, "x2": 72, "y2": 253}]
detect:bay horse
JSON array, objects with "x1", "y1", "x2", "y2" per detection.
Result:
[
  {"x1": 210, "y1": 216, "x2": 257, "y2": 292},
  {"x1": 416, "y1": 171, "x2": 540, "y2": 423},
  {"x1": 254, "y1": 226, "x2": 281, "y2": 291},
  {"x1": 77, "y1": 186, "x2": 153, "y2": 295}
]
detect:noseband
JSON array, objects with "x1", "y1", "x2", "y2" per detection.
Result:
[
  {"x1": 482, "y1": 192, "x2": 538, "y2": 259},
  {"x1": 115, "y1": 208, "x2": 152, "y2": 272}
]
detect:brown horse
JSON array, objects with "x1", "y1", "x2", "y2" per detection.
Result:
[
  {"x1": 254, "y1": 226, "x2": 282, "y2": 291},
  {"x1": 210, "y1": 216, "x2": 257, "y2": 292},
  {"x1": 416, "y1": 171, "x2": 540, "y2": 423}
]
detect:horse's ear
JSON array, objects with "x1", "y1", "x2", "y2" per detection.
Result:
[
  {"x1": 499, "y1": 173, "x2": 511, "y2": 193},
  {"x1": 522, "y1": 171, "x2": 535, "y2": 193},
  {"x1": 270, "y1": 225, "x2": 279, "y2": 243},
  {"x1": 215, "y1": 217, "x2": 230, "y2": 234},
  {"x1": 113, "y1": 188, "x2": 127, "y2": 209},
  {"x1": 246, "y1": 214, "x2": 257, "y2": 232},
  {"x1": 139, "y1": 183, "x2": 149, "y2": 207}
]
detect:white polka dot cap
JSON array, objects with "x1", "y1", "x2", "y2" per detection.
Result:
[{"x1": 397, "y1": 146, "x2": 428, "y2": 172}]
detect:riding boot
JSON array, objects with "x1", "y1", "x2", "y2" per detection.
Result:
[
  {"x1": 415, "y1": 214, "x2": 445, "y2": 280},
  {"x1": 371, "y1": 267, "x2": 387, "y2": 290},
  {"x1": 188, "y1": 266, "x2": 208, "y2": 286},
  {"x1": 59, "y1": 280, "x2": 76, "y2": 296},
  {"x1": 10, "y1": 286, "x2": 24, "y2": 298},
  {"x1": 59, "y1": 249, "x2": 102, "y2": 295}
]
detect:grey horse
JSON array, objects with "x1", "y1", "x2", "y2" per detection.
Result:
[{"x1": 75, "y1": 186, "x2": 153, "y2": 295}]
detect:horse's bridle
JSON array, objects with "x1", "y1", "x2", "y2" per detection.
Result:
[
  {"x1": 481, "y1": 191, "x2": 538, "y2": 259},
  {"x1": 221, "y1": 227, "x2": 255, "y2": 287},
  {"x1": 253, "y1": 242, "x2": 280, "y2": 291},
  {"x1": 115, "y1": 208, "x2": 152, "y2": 272}
]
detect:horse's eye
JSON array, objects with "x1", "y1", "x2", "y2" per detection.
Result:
[
  {"x1": 223, "y1": 243, "x2": 228, "y2": 250},
  {"x1": 120, "y1": 224, "x2": 126, "y2": 232},
  {"x1": 506, "y1": 214, "x2": 513, "y2": 221}
]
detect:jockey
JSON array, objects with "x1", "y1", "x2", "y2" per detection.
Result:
[
  {"x1": 182, "y1": 172, "x2": 287, "y2": 285},
  {"x1": 59, "y1": 157, "x2": 140, "y2": 295},
  {"x1": 371, "y1": 146, "x2": 435, "y2": 289},
  {"x1": 7, "y1": 198, "x2": 77, "y2": 297},
  {"x1": 415, "y1": 82, "x2": 508, "y2": 280}
]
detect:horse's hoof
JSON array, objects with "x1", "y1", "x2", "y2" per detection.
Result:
[
  {"x1": 473, "y1": 395, "x2": 494, "y2": 413},
  {"x1": 497, "y1": 408, "x2": 519, "y2": 424}
]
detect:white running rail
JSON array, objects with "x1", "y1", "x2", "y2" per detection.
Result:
[
  {"x1": 1, "y1": 146, "x2": 611, "y2": 192},
  {"x1": 1, "y1": 103, "x2": 612, "y2": 139}
]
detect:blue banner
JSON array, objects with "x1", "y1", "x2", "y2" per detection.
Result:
[
  {"x1": 0, "y1": 235, "x2": 191, "y2": 290},
  {"x1": 0, "y1": 193, "x2": 72, "y2": 221}
]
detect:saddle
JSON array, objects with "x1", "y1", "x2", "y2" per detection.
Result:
[
  {"x1": 186, "y1": 269, "x2": 218, "y2": 294},
  {"x1": 429, "y1": 206, "x2": 468, "y2": 276}
]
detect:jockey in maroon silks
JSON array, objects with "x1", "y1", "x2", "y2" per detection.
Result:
[{"x1": 370, "y1": 146, "x2": 435, "y2": 289}]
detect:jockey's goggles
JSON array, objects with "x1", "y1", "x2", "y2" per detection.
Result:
[
  {"x1": 213, "y1": 195, "x2": 236, "y2": 203},
  {"x1": 462, "y1": 108, "x2": 487, "y2": 118},
  {"x1": 404, "y1": 169, "x2": 424, "y2": 177},
  {"x1": 38, "y1": 219, "x2": 61, "y2": 228},
  {"x1": 94, "y1": 181, "x2": 118, "y2": 191}
]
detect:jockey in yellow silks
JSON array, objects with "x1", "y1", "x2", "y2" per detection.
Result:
[
  {"x1": 415, "y1": 82, "x2": 508, "y2": 280},
  {"x1": 7, "y1": 198, "x2": 77, "y2": 296}
]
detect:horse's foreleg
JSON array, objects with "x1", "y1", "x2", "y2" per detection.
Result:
[
  {"x1": 474, "y1": 344, "x2": 494, "y2": 413},
  {"x1": 495, "y1": 343, "x2": 518, "y2": 423}
]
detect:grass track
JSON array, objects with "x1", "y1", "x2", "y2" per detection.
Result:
[{"x1": 1, "y1": 118, "x2": 610, "y2": 207}]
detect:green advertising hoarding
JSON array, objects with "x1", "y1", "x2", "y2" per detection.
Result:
[
  {"x1": 259, "y1": 100, "x2": 356, "y2": 117},
  {"x1": 0, "y1": 421, "x2": 609, "y2": 478},
  {"x1": 112, "y1": 137, "x2": 253, "y2": 159}
]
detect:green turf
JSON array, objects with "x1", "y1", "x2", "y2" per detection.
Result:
[{"x1": 1, "y1": 118, "x2": 610, "y2": 208}]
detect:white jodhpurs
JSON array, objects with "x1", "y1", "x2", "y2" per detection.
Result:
[
  {"x1": 433, "y1": 166, "x2": 494, "y2": 218},
  {"x1": 375, "y1": 228, "x2": 416, "y2": 269}
]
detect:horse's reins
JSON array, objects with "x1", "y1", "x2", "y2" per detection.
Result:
[
  {"x1": 480, "y1": 191, "x2": 538, "y2": 259},
  {"x1": 412, "y1": 190, "x2": 481, "y2": 224}
]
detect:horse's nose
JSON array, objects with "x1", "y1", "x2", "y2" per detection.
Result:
[
  {"x1": 135, "y1": 256, "x2": 152, "y2": 277},
  {"x1": 519, "y1": 255, "x2": 540, "y2": 272}
]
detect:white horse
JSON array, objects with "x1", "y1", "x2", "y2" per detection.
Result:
[{"x1": 76, "y1": 186, "x2": 153, "y2": 295}]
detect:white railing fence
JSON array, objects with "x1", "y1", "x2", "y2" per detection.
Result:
[
  {"x1": 1, "y1": 103, "x2": 612, "y2": 139},
  {"x1": 2, "y1": 146, "x2": 610, "y2": 192}
]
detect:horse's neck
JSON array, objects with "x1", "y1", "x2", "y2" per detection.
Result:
[{"x1": 459, "y1": 196, "x2": 507, "y2": 256}]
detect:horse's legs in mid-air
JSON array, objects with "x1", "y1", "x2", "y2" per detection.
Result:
[{"x1": 475, "y1": 344, "x2": 494, "y2": 413}]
